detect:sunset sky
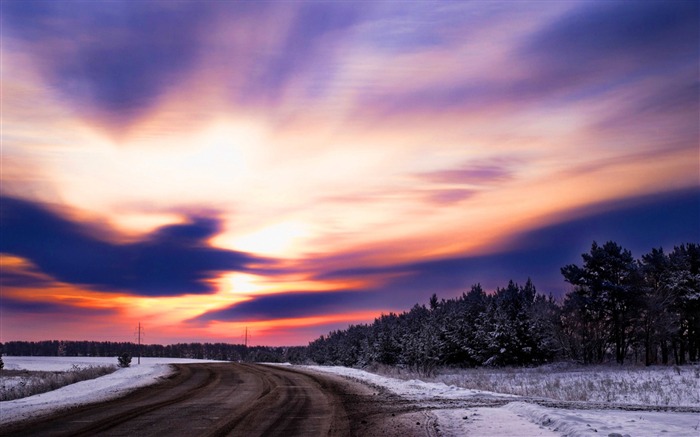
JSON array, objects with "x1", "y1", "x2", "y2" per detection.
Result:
[{"x1": 1, "y1": 0, "x2": 698, "y2": 346}]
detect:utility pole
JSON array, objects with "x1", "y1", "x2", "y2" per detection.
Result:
[
  {"x1": 245, "y1": 327, "x2": 248, "y2": 348},
  {"x1": 134, "y1": 322, "x2": 144, "y2": 365}
]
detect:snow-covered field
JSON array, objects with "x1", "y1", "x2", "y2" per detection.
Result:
[
  {"x1": 365, "y1": 363, "x2": 700, "y2": 407},
  {"x1": 303, "y1": 365, "x2": 700, "y2": 437},
  {"x1": 435, "y1": 364, "x2": 700, "y2": 407},
  {"x1": 2, "y1": 357, "x2": 699, "y2": 436}
]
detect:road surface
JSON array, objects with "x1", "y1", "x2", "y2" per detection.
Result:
[{"x1": 0, "y1": 363, "x2": 434, "y2": 437}]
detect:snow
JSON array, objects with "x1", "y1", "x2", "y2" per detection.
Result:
[
  {"x1": 506, "y1": 402, "x2": 700, "y2": 437},
  {"x1": 437, "y1": 407, "x2": 559, "y2": 437},
  {"x1": 432, "y1": 364, "x2": 700, "y2": 407},
  {"x1": 300, "y1": 365, "x2": 517, "y2": 401},
  {"x1": 0, "y1": 356, "x2": 222, "y2": 426},
  {"x1": 302, "y1": 365, "x2": 700, "y2": 437},
  {"x1": 3, "y1": 357, "x2": 699, "y2": 436}
]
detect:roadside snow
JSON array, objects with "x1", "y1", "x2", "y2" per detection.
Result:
[
  {"x1": 437, "y1": 407, "x2": 559, "y2": 437},
  {"x1": 506, "y1": 402, "x2": 700, "y2": 437},
  {"x1": 302, "y1": 365, "x2": 517, "y2": 400},
  {"x1": 303, "y1": 365, "x2": 700, "y2": 437},
  {"x1": 0, "y1": 357, "x2": 222, "y2": 426}
]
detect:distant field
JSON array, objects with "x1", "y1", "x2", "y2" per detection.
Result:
[{"x1": 1, "y1": 356, "x2": 221, "y2": 371}]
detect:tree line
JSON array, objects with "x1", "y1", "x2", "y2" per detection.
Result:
[
  {"x1": 0, "y1": 340, "x2": 305, "y2": 364},
  {"x1": 307, "y1": 242, "x2": 699, "y2": 371}
]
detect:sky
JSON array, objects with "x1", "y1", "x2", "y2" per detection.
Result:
[{"x1": 1, "y1": 0, "x2": 698, "y2": 346}]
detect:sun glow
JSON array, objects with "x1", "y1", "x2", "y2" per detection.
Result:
[{"x1": 220, "y1": 221, "x2": 312, "y2": 257}]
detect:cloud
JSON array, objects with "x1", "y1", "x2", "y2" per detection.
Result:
[
  {"x1": 8, "y1": 0, "x2": 694, "y2": 137},
  {"x1": 315, "y1": 187, "x2": 700, "y2": 297},
  {"x1": 1, "y1": 1, "x2": 215, "y2": 127},
  {"x1": 591, "y1": 74, "x2": 700, "y2": 144},
  {"x1": 193, "y1": 290, "x2": 377, "y2": 323},
  {"x1": 0, "y1": 196, "x2": 263, "y2": 296},
  {"x1": 243, "y1": 2, "x2": 366, "y2": 104},
  {"x1": 364, "y1": 1, "x2": 698, "y2": 120},
  {"x1": 1, "y1": 1, "x2": 371, "y2": 128},
  {"x1": 419, "y1": 163, "x2": 513, "y2": 185},
  {"x1": 0, "y1": 267, "x2": 56, "y2": 289},
  {"x1": 0, "y1": 296, "x2": 116, "y2": 316},
  {"x1": 425, "y1": 189, "x2": 477, "y2": 205},
  {"x1": 525, "y1": 0, "x2": 697, "y2": 65},
  {"x1": 518, "y1": 0, "x2": 698, "y2": 97}
]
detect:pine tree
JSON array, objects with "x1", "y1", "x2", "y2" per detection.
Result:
[{"x1": 561, "y1": 241, "x2": 640, "y2": 364}]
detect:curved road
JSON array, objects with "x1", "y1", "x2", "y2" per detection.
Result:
[{"x1": 0, "y1": 363, "x2": 431, "y2": 437}]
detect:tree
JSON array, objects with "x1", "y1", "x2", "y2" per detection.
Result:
[
  {"x1": 638, "y1": 248, "x2": 677, "y2": 365},
  {"x1": 668, "y1": 244, "x2": 700, "y2": 364},
  {"x1": 561, "y1": 241, "x2": 640, "y2": 364}
]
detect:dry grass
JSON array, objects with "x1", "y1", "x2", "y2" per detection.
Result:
[
  {"x1": 0, "y1": 364, "x2": 117, "y2": 401},
  {"x1": 367, "y1": 362, "x2": 700, "y2": 407}
]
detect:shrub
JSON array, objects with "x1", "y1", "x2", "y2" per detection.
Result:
[{"x1": 117, "y1": 353, "x2": 132, "y2": 368}]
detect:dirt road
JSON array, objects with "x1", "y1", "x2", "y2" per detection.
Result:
[{"x1": 0, "y1": 363, "x2": 434, "y2": 437}]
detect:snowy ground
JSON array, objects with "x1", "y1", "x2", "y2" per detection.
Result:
[
  {"x1": 303, "y1": 365, "x2": 700, "y2": 437},
  {"x1": 429, "y1": 364, "x2": 700, "y2": 407},
  {"x1": 2, "y1": 357, "x2": 699, "y2": 436},
  {"x1": 0, "y1": 356, "x2": 222, "y2": 426}
]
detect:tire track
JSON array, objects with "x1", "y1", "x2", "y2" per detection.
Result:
[
  {"x1": 205, "y1": 363, "x2": 335, "y2": 436},
  {"x1": 203, "y1": 364, "x2": 277, "y2": 437},
  {"x1": 2, "y1": 365, "x2": 219, "y2": 437},
  {"x1": 69, "y1": 365, "x2": 219, "y2": 436}
]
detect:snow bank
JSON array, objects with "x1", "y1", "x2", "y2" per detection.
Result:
[
  {"x1": 505, "y1": 401, "x2": 700, "y2": 437},
  {"x1": 0, "y1": 357, "x2": 222, "y2": 426},
  {"x1": 434, "y1": 407, "x2": 559, "y2": 437},
  {"x1": 302, "y1": 365, "x2": 517, "y2": 400}
]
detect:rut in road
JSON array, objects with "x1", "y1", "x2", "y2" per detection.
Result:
[
  {"x1": 204, "y1": 363, "x2": 344, "y2": 436},
  {"x1": 1, "y1": 364, "x2": 220, "y2": 437},
  {"x1": 71, "y1": 366, "x2": 220, "y2": 436}
]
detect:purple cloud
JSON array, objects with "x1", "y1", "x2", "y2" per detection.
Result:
[
  {"x1": 426, "y1": 189, "x2": 478, "y2": 205},
  {"x1": 2, "y1": 1, "x2": 214, "y2": 126},
  {"x1": 420, "y1": 165, "x2": 512, "y2": 185},
  {"x1": 0, "y1": 296, "x2": 117, "y2": 316},
  {"x1": 517, "y1": 0, "x2": 698, "y2": 100},
  {"x1": 314, "y1": 187, "x2": 700, "y2": 298},
  {"x1": 0, "y1": 196, "x2": 266, "y2": 296},
  {"x1": 192, "y1": 290, "x2": 378, "y2": 323}
]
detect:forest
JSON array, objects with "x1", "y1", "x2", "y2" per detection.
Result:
[
  {"x1": 307, "y1": 241, "x2": 699, "y2": 371},
  {"x1": 3, "y1": 241, "x2": 698, "y2": 370}
]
